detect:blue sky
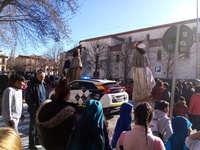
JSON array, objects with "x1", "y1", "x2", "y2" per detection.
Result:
[
  {"x1": 2, "y1": 0, "x2": 198, "y2": 56},
  {"x1": 66, "y1": 0, "x2": 197, "y2": 49}
]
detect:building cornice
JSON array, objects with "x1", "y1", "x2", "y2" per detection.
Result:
[{"x1": 79, "y1": 18, "x2": 199, "y2": 43}]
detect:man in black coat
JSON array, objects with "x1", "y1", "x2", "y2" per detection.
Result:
[
  {"x1": 25, "y1": 70, "x2": 48, "y2": 150},
  {"x1": 183, "y1": 82, "x2": 195, "y2": 106}
]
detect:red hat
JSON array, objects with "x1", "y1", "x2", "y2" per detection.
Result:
[{"x1": 134, "y1": 41, "x2": 146, "y2": 49}]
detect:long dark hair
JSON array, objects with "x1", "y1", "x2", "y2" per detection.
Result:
[
  {"x1": 134, "y1": 102, "x2": 153, "y2": 145},
  {"x1": 55, "y1": 79, "x2": 70, "y2": 100}
]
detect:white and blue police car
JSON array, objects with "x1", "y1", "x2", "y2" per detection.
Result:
[{"x1": 49, "y1": 77, "x2": 129, "y2": 114}]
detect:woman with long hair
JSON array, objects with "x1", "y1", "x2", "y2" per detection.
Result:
[
  {"x1": 36, "y1": 79, "x2": 77, "y2": 150},
  {"x1": 116, "y1": 102, "x2": 165, "y2": 150}
]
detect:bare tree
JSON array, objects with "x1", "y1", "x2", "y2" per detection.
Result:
[
  {"x1": 82, "y1": 41, "x2": 109, "y2": 78},
  {"x1": 8, "y1": 58, "x2": 26, "y2": 72},
  {"x1": 0, "y1": 0, "x2": 79, "y2": 50},
  {"x1": 43, "y1": 44, "x2": 64, "y2": 76},
  {"x1": 149, "y1": 38, "x2": 192, "y2": 78},
  {"x1": 114, "y1": 37, "x2": 135, "y2": 85}
]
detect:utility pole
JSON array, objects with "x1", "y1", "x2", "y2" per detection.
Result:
[{"x1": 197, "y1": 0, "x2": 199, "y2": 79}]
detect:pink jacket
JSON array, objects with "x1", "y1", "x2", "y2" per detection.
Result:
[
  {"x1": 116, "y1": 125, "x2": 165, "y2": 150},
  {"x1": 188, "y1": 93, "x2": 200, "y2": 115}
]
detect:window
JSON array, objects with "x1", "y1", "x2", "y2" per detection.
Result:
[
  {"x1": 1, "y1": 66, "x2": 4, "y2": 71},
  {"x1": 116, "y1": 54, "x2": 120, "y2": 63},
  {"x1": 103, "y1": 82, "x2": 119, "y2": 88},
  {"x1": 2, "y1": 58, "x2": 5, "y2": 64},
  {"x1": 157, "y1": 50, "x2": 161, "y2": 60},
  {"x1": 79, "y1": 82, "x2": 97, "y2": 90},
  {"x1": 69, "y1": 82, "x2": 81, "y2": 90},
  {"x1": 69, "y1": 81, "x2": 97, "y2": 90},
  {"x1": 146, "y1": 34, "x2": 150, "y2": 41},
  {"x1": 185, "y1": 49, "x2": 190, "y2": 58}
]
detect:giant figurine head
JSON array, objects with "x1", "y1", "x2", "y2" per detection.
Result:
[{"x1": 134, "y1": 41, "x2": 146, "y2": 54}]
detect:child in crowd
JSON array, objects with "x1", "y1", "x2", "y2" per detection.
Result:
[
  {"x1": 165, "y1": 116, "x2": 192, "y2": 150},
  {"x1": 173, "y1": 96, "x2": 188, "y2": 118},
  {"x1": 111, "y1": 102, "x2": 133, "y2": 149},
  {"x1": 154, "y1": 100, "x2": 173, "y2": 143},
  {"x1": 66, "y1": 99, "x2": 111, "y2": 150},
  {"x1": 116, "y1": 102, "x2": 165, "y2": 150}
]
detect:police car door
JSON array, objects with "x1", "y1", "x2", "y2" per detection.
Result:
[{"x1": 69, "y1": 81, "x2": 96, "y2": 106}]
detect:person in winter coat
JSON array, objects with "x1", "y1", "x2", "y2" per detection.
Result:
[
  {"x1": 174, "y1": 86, "x2": 181, "y2": 103},
  {"x1": 188, "y1": 86, "x2": 200, "y2": 131},
  {"x1": 165, "y1": 116, "x2": 192, "y2": 150},
  {"x1": 151, "y1": 79, "x2": 164, "y2": 101},
  {"x1": 1, "y1": 75, "x2": 26, "y2": 133},
  {"x1": 36, "y1": 79, "x2": 77, "y2": 150},
  {"x1": 173, "y1": 96, "x2": 188, "y2": 118},
  {"x1": 66, "y1": 99, "x2": 111, "y2": 150},
  {"x1": 111, "y1": 102, "x2": 133, "y2": 149},
  {"x1": 152, "y1": 79, "x2": 164, "y2": 110},
  {"x1": 25, "y1": 70, "x2": 48, "y2": 150},
  {"x1": 162, "y1": 82, "x2": 171, "y2": 103},
  {"x1": 154, "y1": 100, "x2": 173, "y2": 143},
  {"x1": 116, "y1": 102, "x2": 165, "y2": 150},
  {"x1": 183, "y1": 82, "x2": 195, "y2": 106}
]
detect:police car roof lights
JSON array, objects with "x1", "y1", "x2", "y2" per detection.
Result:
[{"x1": 81, "y1": 76, "x2": 91, "y2": 80}]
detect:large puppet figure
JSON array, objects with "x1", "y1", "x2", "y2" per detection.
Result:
[
  {"x1": 132, "y1": 41, "x2": 155, "y2": 102},
  {"x1": 66, "y1": 49, "x2": 83, "y2": 82}
]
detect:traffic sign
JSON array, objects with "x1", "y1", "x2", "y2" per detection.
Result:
[
  {"x1": 155, "y1": 66, "x2": 161, "y2": 73},
  {"x1": 162, "y1": 25, "x2": 194, "y2": 53}
]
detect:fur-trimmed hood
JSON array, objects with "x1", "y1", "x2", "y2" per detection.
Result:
[{"x1": 36, "y1": 99, "x2": 76, "y2": 129}]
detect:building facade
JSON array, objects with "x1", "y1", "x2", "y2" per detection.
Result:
[
  {"x1": 78, "y1": 18, "x2": 200, "y2": 81},
  {"x1": 6, "y1": 54, "x2": 57, "y2": 75},
  {"x1": 0, "y1": 51, "x2": 8, "y2": 73}
]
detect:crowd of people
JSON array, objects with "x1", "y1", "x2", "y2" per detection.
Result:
[{"x1": 1, "y1": 49, "x2": 200, "y2": 150}]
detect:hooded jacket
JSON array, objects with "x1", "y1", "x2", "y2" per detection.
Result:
[
  {"x1": 111, "y1": 102, "x2": 133, "y2": 148},
  {"x1": 36, "y1": 99, "x2": 77, "y2": 150},
  {"x1": 167, "y1": 116, "x2": 192, "y2": 150},
  {"x1": 189, "y1": 93, "x2": 200, "y2": 115},
  {"x1": 1, "y1": 87, "x2": 23, "y2": 121},
  {"x1": 66, "y1": 100, "x2": 111, "y2": 150},
  {"x1": 154, "y1": 109, "x2": 173, "y2": 143}
]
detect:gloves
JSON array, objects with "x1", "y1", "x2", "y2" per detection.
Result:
[{"x1": 8, "y1": 120, "x2": 15, "y2": 127}]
